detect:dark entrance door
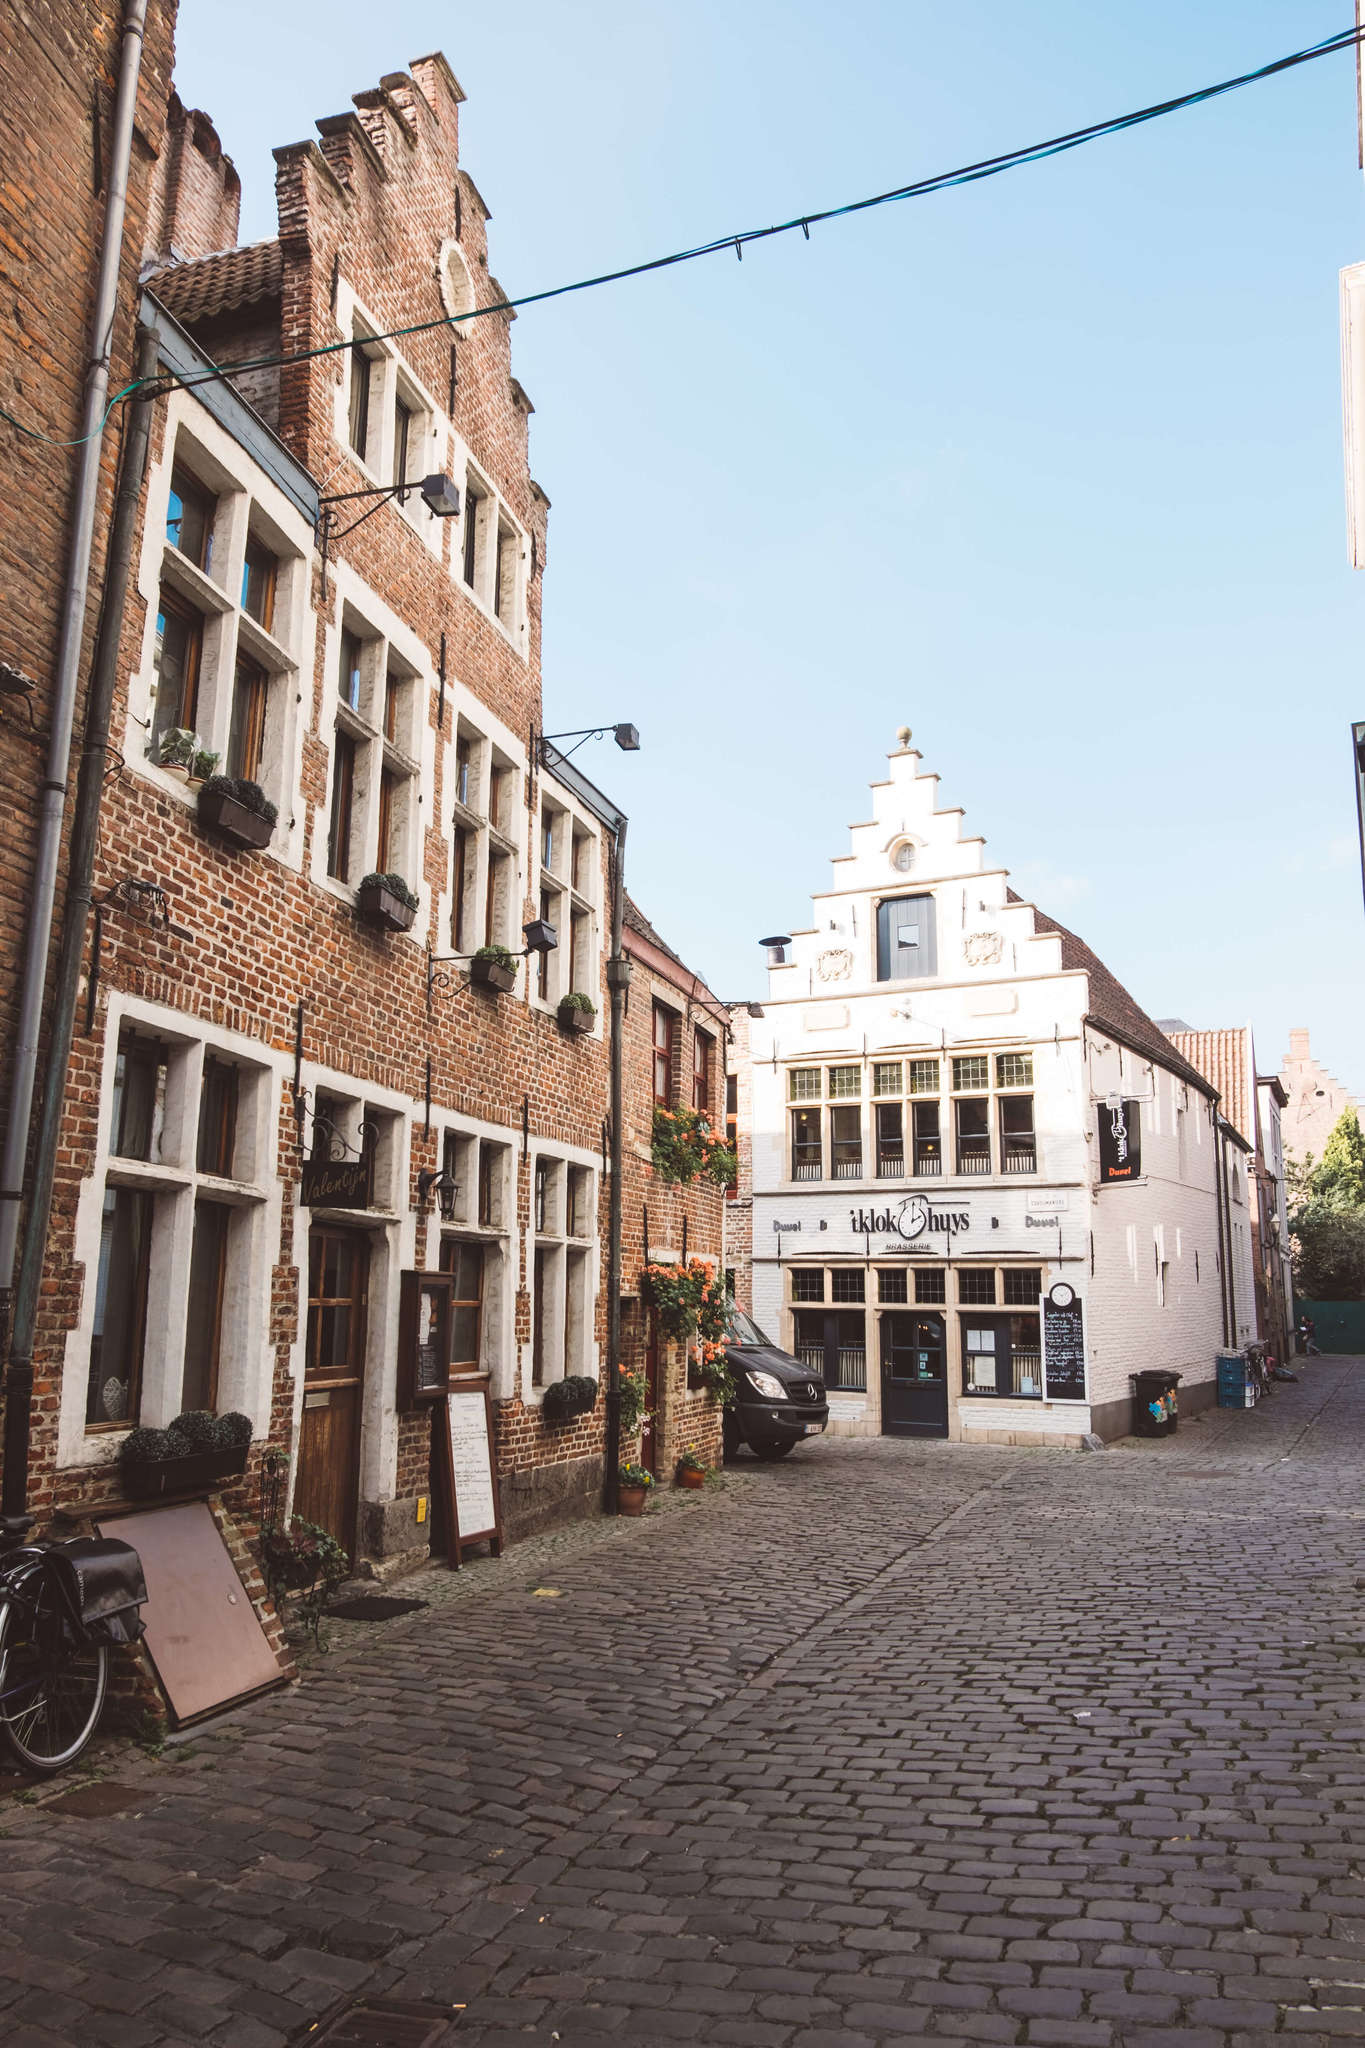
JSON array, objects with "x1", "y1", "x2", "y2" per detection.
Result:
[
  {"x1": 296, "y1": 1227, "x2": 369, "y2": 1557},
  {"x1": 880, "y1": 1312, "x2": 948, "y2": 1437}
]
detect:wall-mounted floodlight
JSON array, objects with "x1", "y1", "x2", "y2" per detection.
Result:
[{"x1": 537, "y1": 722, "x2": 641, "y2": 767}]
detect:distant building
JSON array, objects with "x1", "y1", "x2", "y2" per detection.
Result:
[
  {"x1": 1279, "y1": 1029, "x2": 1363, "y2": 1168},
  {"x1": 730, "y1": 732, "x2": 1232, "y2": 1447}
]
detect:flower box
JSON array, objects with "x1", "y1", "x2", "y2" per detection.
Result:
[
  {"x1": 198, "y1": 786, "x2": 274, "y2": 850},
  {"x1": 121, "y1": 1443, "x2": 249, "y2": 1500},
  {"x1": 558, "y1": 1002, "x2": 594, "y2": 1035},
  {"x1": 357, "y1": 879, "x2": 416, "y2": 934},
  {"x1": 470, "y1": 955, "x2": 517, "y2": 992}
]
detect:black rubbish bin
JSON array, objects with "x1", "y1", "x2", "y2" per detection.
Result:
[{"x1": 1130, "y1": 1370, "x2": 1182, "y2": 1438}]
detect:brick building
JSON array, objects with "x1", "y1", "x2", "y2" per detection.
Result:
[
  {"x1": 730, "y1": 730, "x2": 1232, "y2": 1445},
  {"x1": 617, "y1": 899, "x2": 729, "y2": 1480},
  {"x1": 2, "y1": 53, "x2": 638, "y2": 1564}
]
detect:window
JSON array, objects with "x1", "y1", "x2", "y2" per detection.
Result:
[
  {"x1": 913, "y1": 1100, "x2": 941, "y2": 1176},
  {"x1": 567, "y1": 1166, "x2": 592, "y2": 1239},
  {"x1": 394, "y1": 396, "x2": 413, "y2": 498},
  {"x1": 997, "y1": 1053, "x2": 1034, "y2": 1088},
  {"x1": 914, "y1": 1268, "x2": 946, "y2": 1304},
  {"x1": 182, "y1": 1200, "x2": 229, "y2": 1410},
  {"x1": 532, "y1": 1247, "x2": 549, "y2": 1387},
  {"x1": 725, "y1": 1072, "x2": 738, "y2": 1200},
  {"x1": 495, "y1": 518, "x2": 519, "y2": 632},
  {"x1": 908, "y1": 1059, "x2": 939, "y2": 1096},
  {"x1": 440, "y1": 1239, "x2": 483, "y2": 1371},
  {"x1": 541, "y1": 807, "x2": 556, "y2": 872},
  {"x1": 999, "y1": 1094, "x2": 1036, "y2": 1174},
  {"x1": 891, "y1": 841, "x2": 916, "y2": 873},
  {"x1": 339, "y1": 629, "x2": 363, "y2": 712},
  {"x1": 693, "y1": 1032, "x2": 713, "y2": 1114},
  {"x1": 150, "y1": 586, "x2": 202, "y2": 745},
  {"x1": 789, "y1": 1067, "x2": 820, "y2": 1102},
  {"x1": 111, "y1": 1034, "x2": 167, "y2": 1160},
  {"x1": 327, "y1": 731, "x2": 356, "y2": 881},
  {"x1": 830, "y1": 1269, "x2": 865, "y2": 1304},
  {"x1": 873, "y1": 1062, "x2": 902, "y2": 1097},
  {"x1": 953, "y1": 1056, "x2": 989, "y2": 1092},
  {"x1": 955, "y1": 1096, "x2": 991, "y2": 1175},
  {"x1": 166, "y1": 468, "x2": 214, "y2": 570},
  {"x1": 877, "y1": 1268, "x2": 908, "y2": 1303},
  {"x1": 792, "y1": 1270, "x2": 824, "y2": 1302},
  {"x1": 455, "y1": 734, "x2": 472, "y2": 808},
  {"x1": 960, "y1": 1313, "x2": 1043, "y2": 1399},
  {"x1": 959, "y1": 1269, "x2": 996, "y2": 1305},
  {"x1": 534, "y1": 1158, "x2": 550, "y2": 1234},
  {"x1": 875, "y1": 1102, "x2": 904, "y2": 1177},
  {"x1": 86, "y1": 1187, "x2": 152, "y2": 1426},
  {"x1": 536, "y1": 886, "x2": 553, "y2": 1000},
  {"x1": 1002, "y1": 1269, "x2": 1042, "y2": 1307},
  {"x1": 793, "y1": 1309, "x2": 866, "y2": 1391},
  {"x1": 462, "y1": 478, "x2": 484, "y2": 589},
  {"x1": 196, "y1": 1057, "x2": 238, "y2": 1176},
  {"x1": 451, "y1": 827, "x2": 471, "y2": 952},
  {"x1": 530, "y1": 1153, "x2": 593, "y2": 1391},
  {"x1": 791, "y1": 1107, "x2": 822, "y2": 1181},
  {"x1": 228, "y1": 655, "x2": 269, "y2": 783},
  {"x1": 830, "y1": 1105, "x2": 862, "y2": 1180},
  {"x1": 828, "y1": 1065, "x2": 861, "y2": 1099},
  {"x1": 653, "y1": 1005, "x2": 677, "y2": 1106},
  {"x1": 348, "y1": 336, "x2": 373, "y2": 461},
  {"x1": 240, "y1": 535, "x2": 276, "y2": 632},
  {"x1": 876, "y1": 894, "x2": 936, "y2": 980}
]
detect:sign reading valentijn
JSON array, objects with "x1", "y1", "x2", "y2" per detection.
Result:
[
  {"x1": 1097, "y1": 1100, "x2": 1141, "y2": 1187},
  {"x1": 300, "y1": 1157, "x2": 372, "y2": 1208}
]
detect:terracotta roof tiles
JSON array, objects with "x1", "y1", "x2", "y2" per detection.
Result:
[{"x1": 146, "y1": 240, "x2": 283, "y2": 325}]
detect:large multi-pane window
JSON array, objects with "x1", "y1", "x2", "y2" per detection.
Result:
[
  {"x1": 785, "y1": 1051, "x2": 1034, "y2": 1181},
  {"x1": 447, "y1": 721, "x2": 520, "y2": 955},
  {"x1": 535, "y1": 797, "x2": 597, "y2": 1007},
  {"x1": 530, "y1": 1154, "x2": 595, "y2": 1393},
  {"x1": 325, "y1": 620, "x2": 420, "y2": 896},
  {"x1": 460, "y1": 461, "x2": 527, "y2": 647}
]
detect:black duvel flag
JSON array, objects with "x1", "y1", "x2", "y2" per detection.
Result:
[{"x1": 1098, "y1": 1099, "x2": 1141, "y2": 1186}]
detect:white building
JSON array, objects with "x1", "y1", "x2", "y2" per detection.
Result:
[{"x1": 736, "y1": 733, "x2": 1229, "y2": 1445}]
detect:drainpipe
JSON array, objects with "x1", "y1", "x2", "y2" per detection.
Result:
[
  {"x1": 0, "y1": 326, "x2": 160, "y2": 1514},
  {"x1": 1212, "y1": 1117, "x2": 1232, "y2": 1349},
  {"x1": 603, "y1": 819, "x2": 629, "y2": 1514},
  {"x1": 0, "y1": 0, "x2": 150, "y2": 1503}
]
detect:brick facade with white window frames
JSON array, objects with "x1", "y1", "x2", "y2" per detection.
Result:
[
  {"x1": 3, "y1": 54, "x2": 628, "y2": 1560},
  {"x1": 618, "y1": 899, "x2": 728, "y2": 1483},
  {"x1": 730, "y1": 732, "x2": 1230, "y2": 1447}
]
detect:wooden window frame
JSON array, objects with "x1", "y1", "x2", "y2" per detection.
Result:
[
  {"x1": 85, "y1": 1184, "x2": 153, "y2": 1430},
  {"x1": 692, "y1": 1030, "x2": 713, "y2": 1115},
  {"x1": 652, "y1": 1003, "x2": 678, "y2": 1108},
  {"x1": 327, "y1": 730, "x2": 357, "y2": 882},
  {"x1": 228, "y1": 653, "x2": 269, "y2": 783},
  {"x1": 196, "y1": 1055, "x2": 239, "y2": 1177},
  {"x1": 166, "y1": 466, "x2": 215, "y2": 570},
  {"x1": 348, "y1": 341, "x2": 373, "y2": 463},
  {"x1": 152, "y1": 584, "x2": 203, "y2": 741},
  {"x1": 240, "y1": 534, "x2": 277, "y2": 633}
]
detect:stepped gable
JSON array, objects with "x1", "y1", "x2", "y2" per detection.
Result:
[
  {"x1": 146, "y1": 241, "x2": 283, "y2": 325},
  {"x1": 1008, "y1": 892, "x2": 1214, "y2": 1098}
]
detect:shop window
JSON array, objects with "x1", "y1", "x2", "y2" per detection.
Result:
[
  {"x1": 830, "y1": 1269, "x2": 865, "y2": 1304},
  {"x1": 791, "y1": 1269, "x2": 824, "y2": 1302},
  {"x1": 166, "y1": 467, "x2": 215, "y2": 571},
  {"x1": 1002, "y1": 1268, "x2": 1042, "y2": 1307},
  {"x1": 959, "y1": 1269, "x2": 996, "y2": 1305},
  {"x1": 877, "y1": 1268, "x2": 908, "y2": 1303},
  {"x1": 914, "y1": 1269, "x2": 946, "y2": 1304},
  {"x1": 961, "y1": 1314, "x2": 1042, "y2": 1399},
  {"x1": 793, "y1": 1309, "x2": 866, "y2": 1391}
]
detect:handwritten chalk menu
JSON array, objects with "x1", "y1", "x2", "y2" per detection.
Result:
[
  {"x1": 437, "y1": 1381, "x2": 502, "y2": 1566},
  {"x1": 1042, "y1": 1284, "x2": 1087, "y2": 1403}
]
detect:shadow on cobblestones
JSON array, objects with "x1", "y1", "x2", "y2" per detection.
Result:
[{"x1": 2, "y1": 1361, "x2": 1365, "y2": 2046}]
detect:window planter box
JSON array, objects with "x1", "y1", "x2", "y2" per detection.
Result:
[
  {"x1": 198, "y1": 786, "x2": 274, "y2": 850},
  {"x1": 470, "y1": 955, "x2": 517, "y2": 993},
  {"x1": 357, "y1": 880, "x2": 416, "y2": 934},
  {"x1": 121, "y1": 1443, "x2": 249, "y2": 1501},
  {"x1": 558, "y1": 1001, "x2": 595, "y2": 1036}
]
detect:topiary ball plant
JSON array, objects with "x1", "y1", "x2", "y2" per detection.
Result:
[
  {"x1": 567, "y1": 1375, "x2": 599, "y2": 1415},
  {"x1": 542, "y1": 1379, "x2": 577, "y2": 1425},
  {"x1": 118, "y1": 1426, "x2": 174, "y2": 1471},
  {"x1": 214, "y1": 1412, "x2": 254, "y2": 1449},
  {"x1": 167, "y1": 1409, "x2": 218, "y2": 1450}
]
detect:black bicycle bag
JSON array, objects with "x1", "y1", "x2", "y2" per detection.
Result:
[{"x1": 50, "y1": 1537, "x2": 148, "y2": 1646}]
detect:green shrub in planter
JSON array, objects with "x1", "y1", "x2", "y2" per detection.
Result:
[
  {"x1": 233, "y1": 778, "x2": 278, "y2": 826},
  {"x1": 168, "y1": 1409, "x2": 218, "y2": 1450},
  {"x1": 359, "y1": 871, "x2": 419, "y2": 911},
  {"x1": 118, "y1": 1427, "x2": 175, "y2": 1473},
  {"x1": 473, "y1": 944, "x2": 517, "y2": 972},
  {"x1": 214, "y1": 1412, "x2": 254, "y2": 1449},
  {"x1": 542, "y1": 1379, "x2": 578, "y2": 1425},
  {"x1": 618, "y1": 1462, "x2": 654, "y2": 1491}
]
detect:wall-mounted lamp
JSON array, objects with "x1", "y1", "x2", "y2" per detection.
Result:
[
  {"x1": 416, "y1": 1166, "x2": 459, "y2": 1221},
  {"x1": 426, "y1": 920, "x2": 558, "y2": 1013},
  {"x1": 536, "y1": 722, "x2": 640, "y2": 767},
  {"x1": 522, "y1": 918, "x2": 558, "y2": 955}
]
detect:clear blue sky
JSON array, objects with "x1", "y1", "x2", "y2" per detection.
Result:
[{"x1": 173, "y1": 2, "x2": 1365, "y2": 1093}]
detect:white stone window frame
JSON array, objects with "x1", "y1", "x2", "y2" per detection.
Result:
[
  {"x1": 286, "y1": 1067, "x2": 416, "y2": 1523},
  {"x1": 125, "y1": 399, "x2": 312, "y2": 870},
  {"x1": 441, "y1": 696, "x2": 525, "y2": 961},
  {"x1": 456, "y1": 452, "x2": 529, "y2": 659},
  {"x1": 334, "y1": 283, "x2": 445, "y2": 564},
  {"x1": 526, "y1": 1144, "x2": 599, "y2": 1401},
  {"x1": 434, "y1": 1120, "x2": 517, "y2": 1401},
  {"x1": 58, "y1": 997, "x2": 284, "y2": 1470},
  {"x1": 530, "y1": 773, "x2": 600, "y2": 1021},
  {"x1": 315, "y1": 564, "x2": 434, "y2": 913}
]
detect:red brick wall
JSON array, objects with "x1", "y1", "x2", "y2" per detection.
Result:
[{"x1": 143, "y1": 92, "x2": 241, "y2": 264}]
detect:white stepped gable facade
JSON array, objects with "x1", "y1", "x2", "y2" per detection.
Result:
[{"x1": 743, "y1": 732, "x2": 1226, "y2": 1445}]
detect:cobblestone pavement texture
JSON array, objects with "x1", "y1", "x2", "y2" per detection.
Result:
[{"x1": 3, "y1": 1362, "x2": 1365, "y2": 2046}]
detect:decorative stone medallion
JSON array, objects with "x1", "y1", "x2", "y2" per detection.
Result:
[
  {"x1": 964, "y1": 931, "x2": 1003, "y2": 967},
  {"x1": 816, "y1": 947, "x2": 853, "y2": 983}
]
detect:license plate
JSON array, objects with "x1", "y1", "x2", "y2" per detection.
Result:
[{"x1": 803, "y1": 1422, "x2": 825, "y2": 1435}]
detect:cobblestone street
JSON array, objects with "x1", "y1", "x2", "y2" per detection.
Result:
[{"x1": 4, "y1": 1362, "x2": 1365, "y2": 2046}]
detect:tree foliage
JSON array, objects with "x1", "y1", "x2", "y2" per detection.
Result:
[{"x1": 1289, "y1": 1108, "x2": 1365, "y2": 1300}]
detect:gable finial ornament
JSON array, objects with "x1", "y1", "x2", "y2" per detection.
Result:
[{"x1": 895, "y1": 724, "x2": 911, "y2": 748}]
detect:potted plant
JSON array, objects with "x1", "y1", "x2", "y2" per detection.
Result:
[
  {"x1": 356, "y1": 871, "x2": 418, "y2": 934},
  {"x1": 557, "y1": 991, "x2": 596, "y2": 1036},
  {"x1": 189, "y1": 745, "x2": 220, "y2": 785},
  {"x1": 617, "y1": 1462, "x2": 654, "y2": 1517},
  {"x1": 541, "y1": 1374, "x2": 599, "y2": 1425},
  {"x1": 155, "y1": 726, "x2": 199, "y2": 780},
  {"x1": 118, "y1": 1409, "x2": 253, "y2": 1499},
  {"x1": 470, "y1": 943, "x2": 518, "y2": 993},
  {"x1": 676, "y1": 1447, "x2": 708, "y2": 1491},
  {"x1": 198, "y1": 773, "x2": 277, "y2": 850},
  {"x1": 651, "y1": 1106, "x2": 738, "y2": 1188},
  {"x1": 259, "y1": 1514, "x2": 350, "y2": 1644},
  {"x1": 615, "y1": 1361, "x2": 650, "y2": 1442}
]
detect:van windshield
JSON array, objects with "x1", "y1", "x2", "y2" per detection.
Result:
[{"x1": 727, "y1": 1308, "x2": 775, "y2": 1350}]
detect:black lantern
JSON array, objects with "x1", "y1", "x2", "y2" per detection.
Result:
[
  {"x1": 416, "y1": 1167, "x2": 459, "y2": 1220},
  {"x1": 522, "y1": 918, "x2": 558, "y2": 955}
]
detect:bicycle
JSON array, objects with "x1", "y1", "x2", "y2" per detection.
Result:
[{"x1": 0, "y1": 1514, "x2": 147, "y2": 1775}]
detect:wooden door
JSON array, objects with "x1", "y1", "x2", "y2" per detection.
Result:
[
  {"x1": 296, "y1": 1227, "x2": 369, "y2": 1558},
  {"x1": 879, "y1": 1312, "x2": 948, "y2": 1437}
]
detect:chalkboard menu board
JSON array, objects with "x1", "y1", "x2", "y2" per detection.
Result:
[
  {"x1": 1042, "y1": 1283, "x2": 1087, "y2": 1402},
  {"x1": 434, "y1": 1378, "x2": 503, "y2": 1567}
]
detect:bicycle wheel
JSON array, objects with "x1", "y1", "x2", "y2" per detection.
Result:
[{"x1": 0, "y1": 1582, "x2": 108, "y2": 1774}]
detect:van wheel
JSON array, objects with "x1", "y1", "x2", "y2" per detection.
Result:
[{"x1": 752, "y1": 1442, "x2": 795, "y2": 1461}]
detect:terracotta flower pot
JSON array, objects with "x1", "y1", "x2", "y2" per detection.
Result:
[
  {"x1": 678, "y1": 1467, "x2": 705, "y2": 1490},
  {"x1": 618, "y1": 1485, "x2": 648, "y2": 1517}
]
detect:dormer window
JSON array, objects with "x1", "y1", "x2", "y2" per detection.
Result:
[{"x1": 876, "y1": 895, "x2": 936, "y2": 981}]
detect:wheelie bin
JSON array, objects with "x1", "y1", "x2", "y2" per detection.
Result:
[{"x1": 1130, "y1": 1369, "x2": 1181, "y2": 1437}]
